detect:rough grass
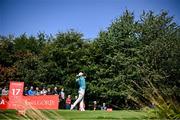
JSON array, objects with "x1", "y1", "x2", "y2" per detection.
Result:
[{"x1": 0, "y1": 110, "x2": 148, "y2": 120}]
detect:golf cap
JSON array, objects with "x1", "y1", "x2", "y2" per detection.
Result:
[{"x1": 78, "y1": 72, "x2": 83, "y2": 76}]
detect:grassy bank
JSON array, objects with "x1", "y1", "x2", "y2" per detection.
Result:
[{"x1": 0, "y1": 110, "x2": 148, "y2": 120}]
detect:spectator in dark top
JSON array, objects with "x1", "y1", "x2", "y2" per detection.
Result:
[
  {"x1": 23, "y1": 87, "x2": 28, "y2": 96},
  {"x1": 46, "y1": 88, "x2": 52, "y2": 95},
  {"x1": 52, "y1": 87, "x2": 58, "y2": 95},
  {"x1": 34, "y1": 87, "x2": 40, "y2": 95},
  {"x1": 60, "y1": 88, "x2": 65, "y2": 109},
  {"x1": 28, "y1": 86, "x2": 35, "y2": 96}
]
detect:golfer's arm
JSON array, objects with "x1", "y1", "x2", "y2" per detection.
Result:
[{"x1": 76, "y1": 78, "x2": 79, "y2": 82}]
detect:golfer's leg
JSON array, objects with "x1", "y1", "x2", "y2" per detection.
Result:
[
  {"x1": 79, "y1": 97, "x2": 85, "y2": 110},
  {"x1": 71, "y1": 93, "x2": 83, "y2": 109}
]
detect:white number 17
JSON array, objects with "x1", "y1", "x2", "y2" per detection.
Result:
[{"x1": 12, "y1": 89, "x2": 21, "y2": 95}]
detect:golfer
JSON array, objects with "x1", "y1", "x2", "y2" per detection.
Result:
[{"x1": 70, "y1": 72, "x2": 86, "y2": 111}]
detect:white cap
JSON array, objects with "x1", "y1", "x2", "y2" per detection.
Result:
[{"x1": 78, "y1": 72, "x2": 83, "y2": 76}]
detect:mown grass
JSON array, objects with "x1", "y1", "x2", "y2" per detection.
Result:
[{"x1": 0, "y1": 110, "x2": 148, "y2": 120}]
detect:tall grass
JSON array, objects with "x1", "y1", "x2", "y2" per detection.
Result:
[{"x1": 128, "y1": 68, "x2": 180, "y2": 119}]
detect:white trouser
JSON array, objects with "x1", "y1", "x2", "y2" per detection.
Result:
[{"x1": 72, "y1": 88, "x2": 85, "y2": 110}]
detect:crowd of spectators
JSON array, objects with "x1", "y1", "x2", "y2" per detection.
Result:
[
  {"x1": 0, "y1": 86, "x2": 75, "y2": 109},
  {"x1": 23, "y1": 86, "x2": 75, "y2": 109},
  {"x1": 0, "y1": 86, "x2": 107, "y2": 110},
  {"x1": 23, "y1": 86, "x2": 60, "y2": 96}
]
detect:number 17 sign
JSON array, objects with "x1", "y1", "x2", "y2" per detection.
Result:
[{"x1": 8, "y1": 81, "x2": 24, "y2": 109}]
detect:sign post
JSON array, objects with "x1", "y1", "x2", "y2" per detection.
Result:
[{"x1": 8, "y1": 81, "x2": 24, "y2": 110}]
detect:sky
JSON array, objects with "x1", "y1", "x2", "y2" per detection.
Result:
[{"x1": 0, "y1": 0, "x2": 180, "y2": 39}]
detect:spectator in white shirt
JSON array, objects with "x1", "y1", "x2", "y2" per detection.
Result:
[{"x1": 2, "y1": 86, "x2": 8, "y2": 96}]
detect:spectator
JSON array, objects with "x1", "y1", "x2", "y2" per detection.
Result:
[
  {"x1": 93, "y1": 101, "x2": 97, "y2": 111},
  {"x1": 66, "y1": 95, "x2": 71, "y2": 109},
  {"x1": 46, "y1": 88, "x2": 52, "y2": 95},
  {"x1": 2, "y1": 86, "x2": 8, "y2": 96},
  {"x1": 60, "y1": 88, "x2": 65, "y2": 109},
  {"x1": 101, "y1": 103, "x2": 107, "y2": 110},
  {"x1": 40, "y1": 87, "x2": 47, "y2": 95},
  {"x1": 60, "y1": 88, "x2": 65, "y2": 99},
  {"x1": 52, "y1": 87, "x2": 58, "y2": 95},
  {"x1": 34, "y1": 87, "x2": 40, "y2": 95},
  {"x1": 23, "y1": 87, "x2": 28, "y2": 96},
  {"x1": 28, "y1": 86, "x2": 35, "y2": 96}
]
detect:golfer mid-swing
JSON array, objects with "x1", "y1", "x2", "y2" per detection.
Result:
[{"x1": 70, "y1": 72, "x2": 86, "y2": 111}]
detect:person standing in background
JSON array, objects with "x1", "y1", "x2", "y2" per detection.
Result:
[
  {"x1": 46, "y1": 87, "x2": 52, "y2": 95},
  {"x1": 28, "y1": 86, "x2": 34, "y2": 96},
  {"x1": 23, "y1": 87, "x2": 28, "y2": 96},
  {"x1": 60, "y1": 88, "x2": 65, "y2": 99},
  {"x1": 2, "y1": 86, "x2": 8, "y2": 96},
  {"x1": 93, "y1": 101, "x2": 97, "y2": 111},
  {"x1": 101, "y1": 103, "x2": 107, "y2": 110},
  {"x1": 52, "y1": 87, "x2": 58, "y2": 95},
  {"x1": 66, "y1": 95, "x2": 71, "y2": 109},
  {"x1": 40, "y1": 87, "x2": 47, "y2": 95},
  {"x1": 34, "y1": 87, "x2": 40, "y2": 95},
  {"x1": 60, "y1": 88, "x2": 65, "y2": 109}
]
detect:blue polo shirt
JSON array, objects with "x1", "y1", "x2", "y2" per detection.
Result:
[
  {"x1": 28, "y1": 89, "x2": 35, "y2": 96},
  {"x1": 76, "y1": 76, "x2": 86, "y2": 90}
]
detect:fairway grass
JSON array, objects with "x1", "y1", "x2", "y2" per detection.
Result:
[
  {"x1": 0, "y1": 110, "x2": 148, "y2": 120},
  {"x1": 57, "y1": 110, "x2": 148, "y2": 120}
]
